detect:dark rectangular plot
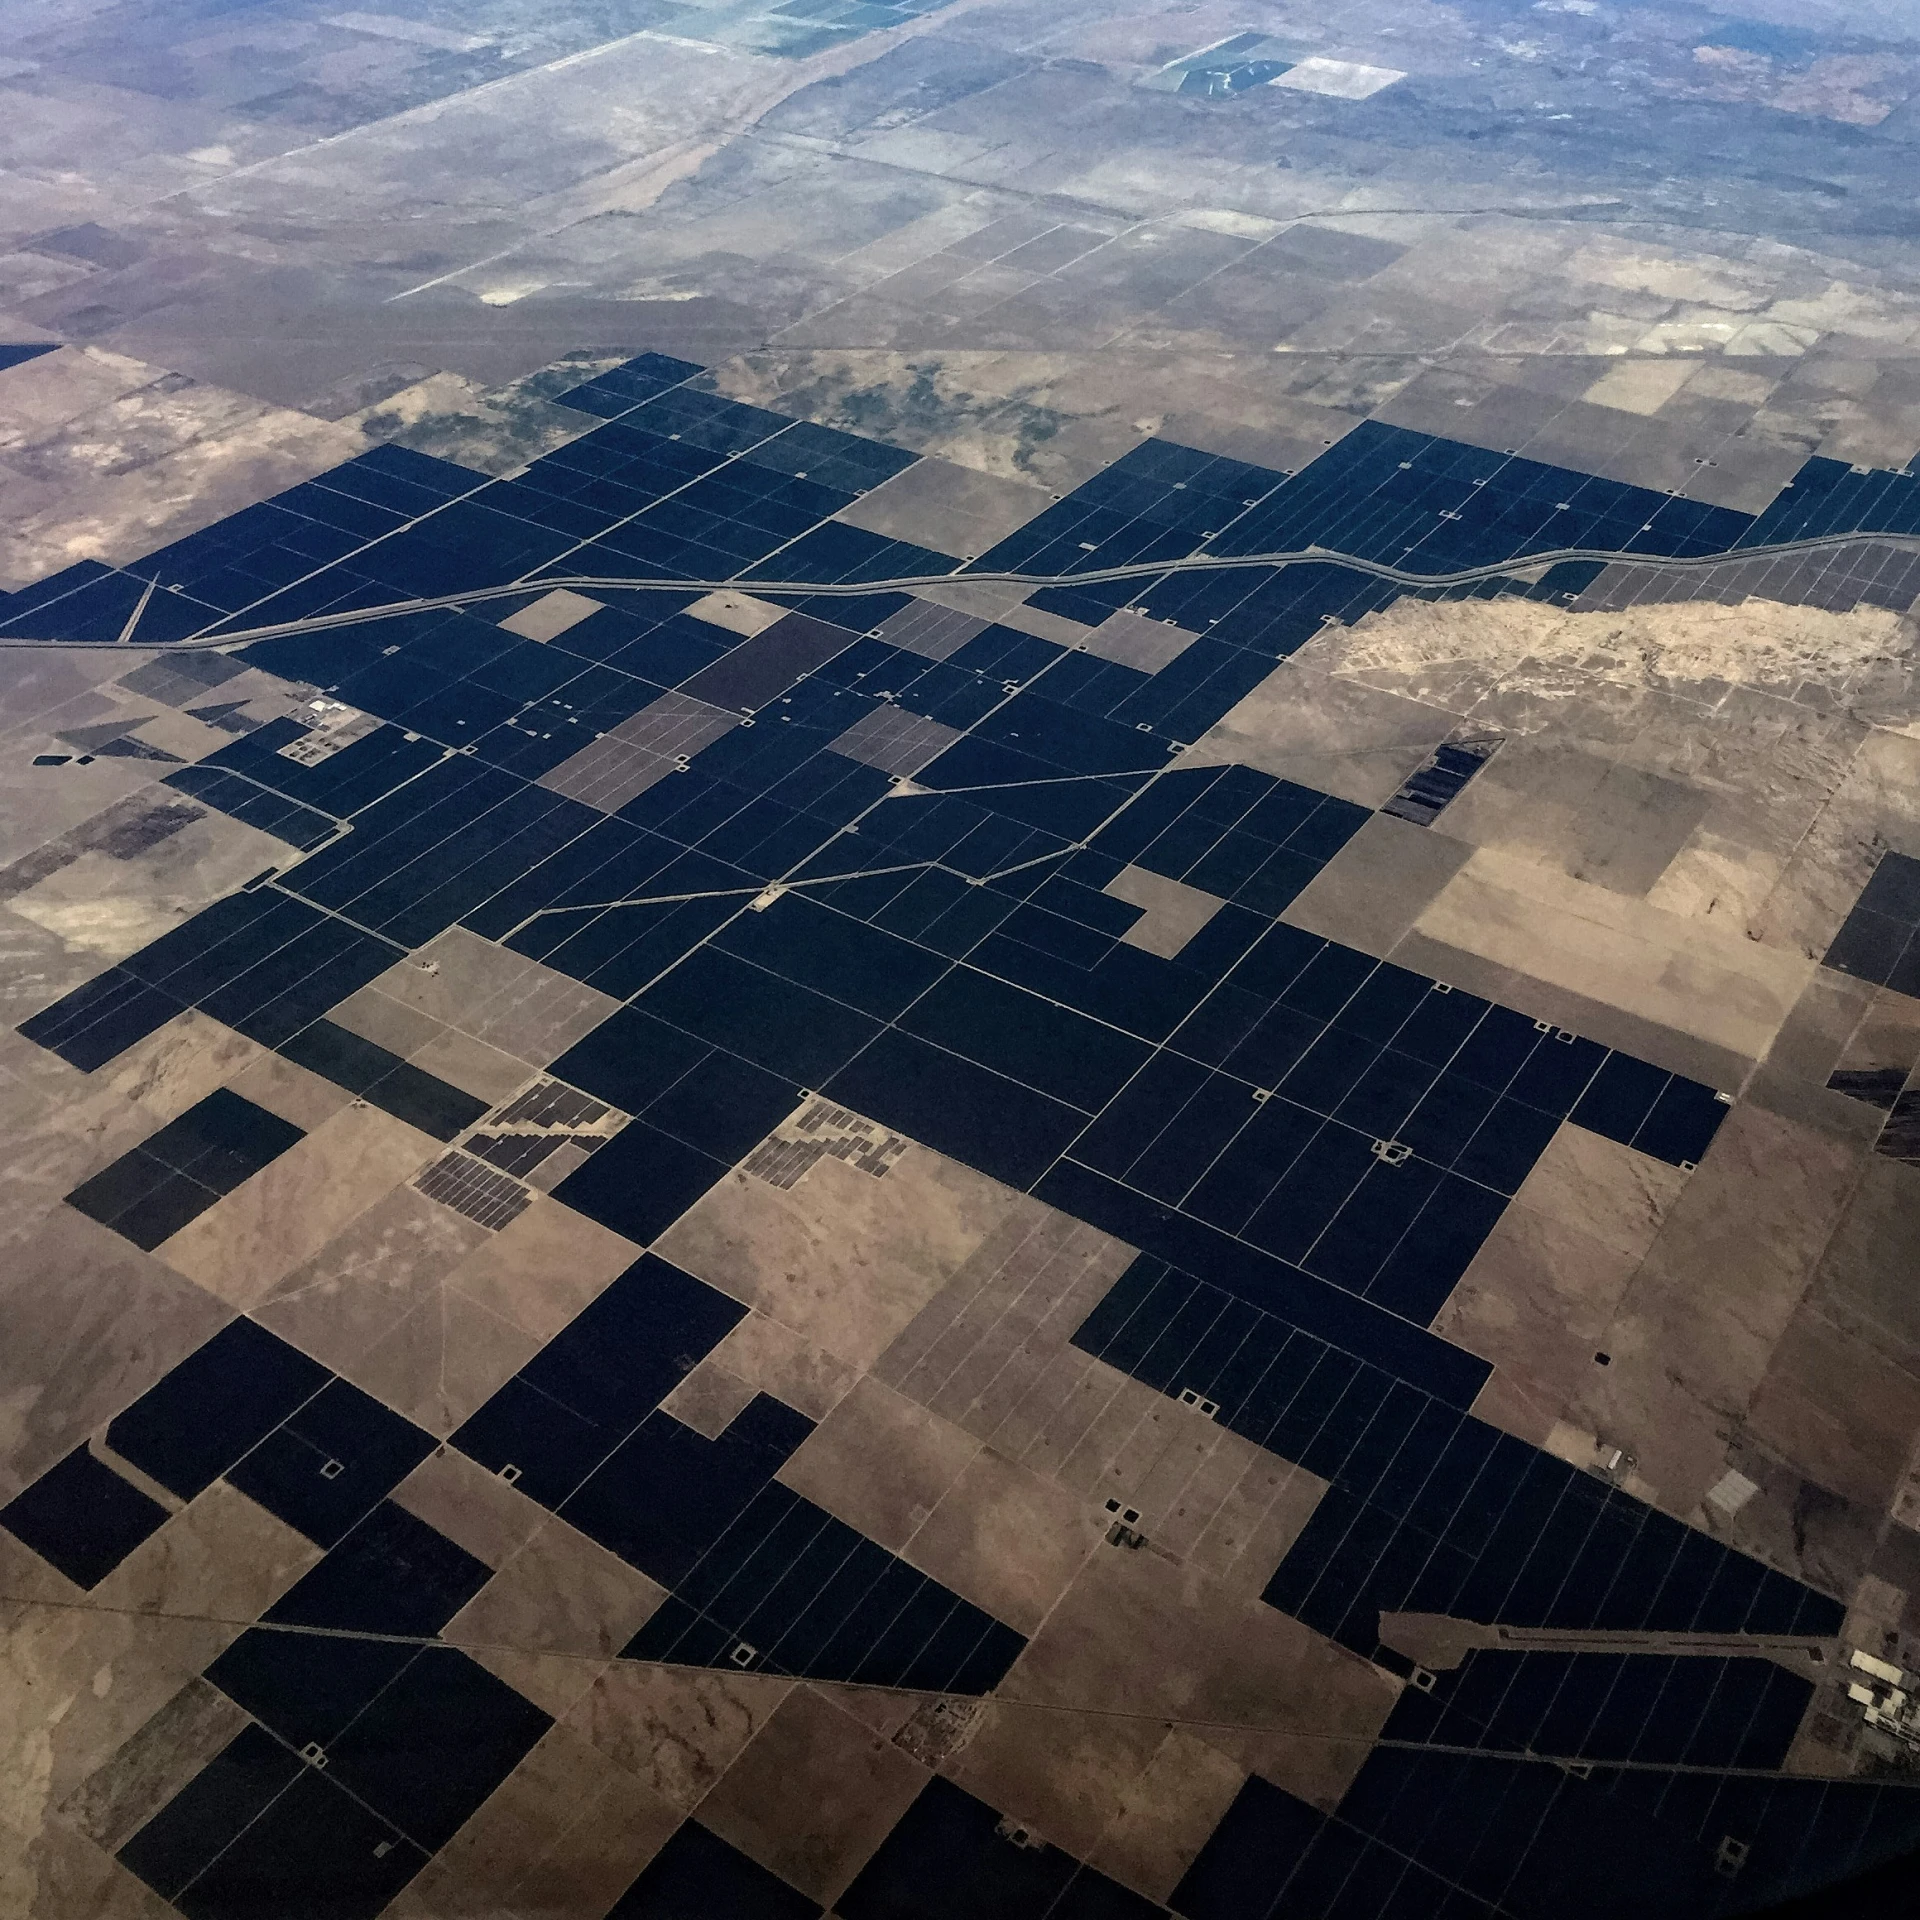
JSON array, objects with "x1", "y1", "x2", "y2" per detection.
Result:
[
  {"x1": 548, "y1": 1004, "x2": 709, "y2": 1113},
  {"x1": 142, "y1": 1088, "x2": 304, "y2": 1190},
  {"x1": 1497, "y1": 1495, "x2": 1612, "y2": 1625},
  {"x1": 564, "y1": 898, "x2": 744, "y2": 1003},
  {"x1": 1243, "y1": 1122, "x2": 1380, "y2": 1266},
  {"x1": 1449, "y1": 1006, "x2": 1544, "y2": 1095},
  {"x1": 108, "y1": 1317, "x2": 328, "y2": 1500},
  {"x1": 678, "y1": 613, "x2": 860, "y2": 712},
  {"x1": 1628, "y1": 1658, "x2": 1725, "y2": 1765},
  {"x1": 1095, "y1": 1266, "x2": 1207, "y2": 1382},
  {"x1": 451, "y1": 1374, "x2": 611, "y2": 1508},
  {"x1": 979, "y1": 927, "x2": 1209, "y2": 1047},
  {"x1": 1068, "y1": 1251, "x2": 1175, "y2": 1361},
  {"x1": 630, "y1": 386, "x2": 792, "y2": 452},
  {"x1": 852, "y1": 1582, "x2": 967, "y2": 1690},
  {"x1": 189, "y1": 918, "x2": 397, "y2": 1048},
  {"x1": 1632, "y1": 1076, "x2": 1731, "y2": 1168},
  {"x1": 622, "y1": 1591, "x2": 729, "y2": 1666},
  {"x1": 1397, "y1": 1070, "x2": 1500, "y2": 1166},
  {"x1": 278, "y1": 1020, "x2": 488, "y2": 1141},
  {"x1": 166, "y1": 765, "x2": 337, "y2": 852},
  {"x1": 972, "y1": 690, "x2": 1160, "y2": 778},
  {"x1": 1171, "y1": 903, "x2": 1268, "y2": 988},
  {"x1": 745, "y1": 417, "x2": 918, "y2": 490},
  {"x1": 1267, "y1": 1349, "x2": 1366, "y2": 1467},
  {"x1": 1328, "y1": 1384, "x2": 1430, "y2": 1504},
  {"x1": 1439, "y1": 1479, "x2": 1565, "y2": 1627},
  {"x1": 1569, "y1": 1050, "x2": 1670, "y2": 1146},
  {"x1": 1523, "y1": 1655, "x2": 1617, "y2": 1762},
  {"x1": 1168, "y1": 1775, "x2": 1328, "y2": 1920},
  {"x1": 944, "y1": 1619, "x2": 1027, "y2": 1699},
  {"x1": 275, "y1": 478, "x2": 405, "y2": 539},
  {"x1": 611, "y1": 1820, "x2": 823, "y2": 1920},
  {"x1": 1336, "y1": 1512, "x2": 1443, "y2": 1651},
  {"x1": 714, "y1": 892, "x2": 949, "y2": 1020},
  {"x1": 564, "y1": 1398, "x2": 811, "y2": 1584},
  {"x1": 117, "y1": 1724, "x2": 303, "y2": 1904},
  {"x1": 1751, "y1": 1559, "x2": 1820, "y2": 1635},
  {"x1": 1363, "y1": 1399, "x2": 1465, "y2": 1521},
  {"x1": 1258, "y1": 1346, "x2": 1378, "y2": 1474},
  {"x1": 1283, "y1": 1499, "x2": 1399, "y2": 1641},
  {"x1": 357, "y1": 1057, "x2": 492, "y2": 1141},
  {"x1": 1221, "y1": 990, "x2": 1328, "y2": 1082},
  {"x1": 325, "y1": 1646, "x2": 551, "y2": 1852},
  {"x1": 225, "y1": 942, "x2": 401, "y2": 1054},
  {"x1": 1282, "y1": 1823, "x2": 1385, "y2": 1916},
  {"x1": 899, "y1": 966, "x2": 1150, "y2": 1113},
  {"x1": 161, "y1": 1764, "x2": 425, "y2": 1920},
  {"x1": 1069, "y1": 1052, "x2": 1212, "y2": 1177},
  {"x1": 339, "y1": 442, "x2": 483, "y2": 500},
  {"x1": 1537, "y1": 1504, "x2": 1642, "y2": 1633},
  {"x1": 549, "y1": 1120, "x2": 727, "y2": 1244},
  {"x1": 806, "y1": 1556, "x2": 925, "y2": 1682},
  {"x1": 1332, "y1": 963, "x2": 1433, "y2": 1046},
  {"x1": 923, "y1": 747, "x2": 1142, "y2": 845},
  {"x1": 1278, "y1": 1024, "x2": 1382, "y2": 1117},
  {"x1": 274, "y1": 1017, "x2": 402, "y2": 1095},
  {"x1": 1856, "y1": 850, "x2": 1920, "y2": 926},
  {"x1": 1305, "y1": 1156, "x2": 1446, "y2": 1295},
  {"x1": 265, "y1": 1500, "x2": 489, "y2": 1641},
  {"x1": 64, "y1": 1148, "x2": 199, "y2": 1246},
  {"x1": 677, "y1": 1483, "x2": 809, "y2": 1616},
  {"x1": 2, "y1": 567, "x2": 153, "y2": 642},
  {"x1": 1507, "y1": 1031, "x2": 1607, "y2": 1117},
  {"x1": 644, "y1": 1051, "x2": 801, "y2": 1163},
  {"x1": 0, "y1": 1445, "x2": 169, "y2": 1589},
  {"x1": 1732, "y1": 1666, "x2": 1819, "y2": 1771},
  {"x1": 1135, "y1": 1285, "x2": 1242, "y2": 1399},
  {"x1": 1034, "y1": 1158, "x2": 1494, "y2": 1409},
  {"x1": 986, "y1": 898, "x2": 1116, "y2": 971},
  {"x1": 225, "y1": 1378, "x2": 434, "y2": 1547},
  {"x1": 856, "y1": 1776, "x2": 1109, "y2": 1918},
  {"x1": 1128, "y1": 1073, "x2": 1263, "y2": 1203},
  {"x1": 521, "y1": 1253, "x2": 745, "y2": 1432},
  {"x1": 327, "y1": 803, "x2": 592, "y2": 951},
  {"x1": 1431, "y1": 1431, "x2": 1538, "y2": 1563},
  {"x1": 1279, "y1": 944, "x2": 1376, "y2": 1024},
  {"x1": 1203, "y1": 1320, "x2": 1304, "y2": 1436},
  {"x1": 1586, "y1": 1510, "x2": 1688, "y2": 1632},
  {"x1": 204, "y1": 1619, "x2": 409, "y2": 1748},
  {"x1": 693, "y1": 1489, "x2": 829, "y2": 1623},
  {"x1": 637, "y1": 946, "x2": 881, "y2": 1086},
  {"x1": 572, "y1": 352, "x2": 703, "y2": 405},
  {"x1": 1387, "y1": 1439, "x2": 1504, "y2": 1576},
  {"x1": 1024, "y1": 873, "x2": 1139, "y2": 940},
  {"x1": 1335, "y1": 1047, "x2": 1442, "y2": 1139},
  {"x1": 827, "y1": 1029, "x2": 1085, "y2": 1191},
  {"x1": 17, "y1": 964, "x2": 184, "y2": 1071},
  {"x1": 1645, "y1": 1524, "x2": 1731, "y2": 1633},
  {"x1": 1239, "y1": 1336, "x2": 1372, "y2": 1458},
  {"x1": 742, "y1": 1522, "x2": 877, "y2": 1665},
  {"x1": 1392, "y1": 983, "x2": 1491, "y2": 1068},
  {"x1": 0, "y1": 558, "x2": 119, "y2": 627},
  {"x1": 1452, "y1": 1096, "x2": 1561, "y2": 1195},
  {"x1": 763, "y1": 1536, "x2": 897, "y2": 1676},
  {"x1": 900, "y1": 1600, "x2": 1009, "y2": 1696},
  {"x1": 1364, "y1": 1176, "x2": 1511, "y2": 1323}
]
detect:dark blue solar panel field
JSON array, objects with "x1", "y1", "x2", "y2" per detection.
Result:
[{"x1": 8, "y1": 342, "x2": 1920, "y2": 1920}]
